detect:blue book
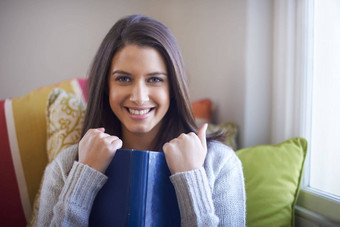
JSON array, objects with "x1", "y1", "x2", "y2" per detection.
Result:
[{"x1": 89, "y1": 149, "x2": 181, "y2": 227}]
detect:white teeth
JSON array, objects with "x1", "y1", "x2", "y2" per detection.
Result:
[{"x1": 128, "y1": 108, "x2": 151, "y2": 115}]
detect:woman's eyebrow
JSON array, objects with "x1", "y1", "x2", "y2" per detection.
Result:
[
  {"x1": 112, "y1": 70, "x2": 131, "y2": 75},
  {"x1": 147, "y1": 72, "x2": 168, "y2": 76},
  {"x1": 112, "y1": 70, "x2": 167, "y2": 76}
]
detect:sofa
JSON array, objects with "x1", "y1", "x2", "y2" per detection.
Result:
[{"x1": 0, "y1": 78, "x2": 307, "y2": 226}]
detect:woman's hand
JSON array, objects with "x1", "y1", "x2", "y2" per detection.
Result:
[
  {"x1": 163, "y1": 124, "x2": 208, "y2": 174},
  {"x1": 78, "y1": 128, "x2": 123, "y2": 173}
]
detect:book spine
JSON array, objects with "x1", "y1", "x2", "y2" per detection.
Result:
[{"x1": 128, "y1": 150, "x2": 149, "y2": 227}]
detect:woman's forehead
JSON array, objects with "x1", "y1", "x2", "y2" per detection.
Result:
[{"x1": 110, "y1": 44, "x2": 167, "y2": 74}]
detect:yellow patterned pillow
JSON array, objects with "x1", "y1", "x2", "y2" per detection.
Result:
[
  {"x1": 29, "y1": 88, "x2": 86, "y2": 226},
  {"x1": 46, "y1": 88, "x2": 86, "y2": 162}
]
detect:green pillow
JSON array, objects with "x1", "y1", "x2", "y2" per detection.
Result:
[{"x1": 236, "y1": 137, "x2": 307, "y2": 227}]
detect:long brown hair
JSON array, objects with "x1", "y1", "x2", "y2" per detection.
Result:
[{"x1": 82, "y1": 15, "x2": 222, "y2": 151}]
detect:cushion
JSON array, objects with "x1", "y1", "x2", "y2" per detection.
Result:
[
  {"x1": 46, "y1": 88, "x2": 86, "y2": 162},
  {"x1": 207, "y1": 122, "x2": 238, "y2": 150},
  {"x1": 29, "y1": 88, "x2": 86, "y2": 226},
  {"x1": 192, "y1": 98, "x2": 213, "y2": 127},
  {"x1": 236, "y1": 137, "x2": 307, "y2": 227},
  {"x1": 0, "y1": 78, "x2": 87, "y2": 226}
]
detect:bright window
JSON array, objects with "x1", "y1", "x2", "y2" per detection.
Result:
[
  {"x1": 272, "y1": 0, "x2": 340, "y2": 223},
  {"x1": 308, "y1": 0, "x2": 340, "y2": 199}
]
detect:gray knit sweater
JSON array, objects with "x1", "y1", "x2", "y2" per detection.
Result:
[{"x1": 37, "y1": 141, "x2": 246, "y2": 226}]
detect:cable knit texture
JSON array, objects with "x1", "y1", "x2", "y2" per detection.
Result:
[
  {"x1": 37, "y1": 145, "x2": 108, "y2": 226},
  {"x1": 37, "y1": 141, "x2": 246, "y2": 227},
  {"x1": 170, "y1": 141, "x2": 246, "y2": 226}
]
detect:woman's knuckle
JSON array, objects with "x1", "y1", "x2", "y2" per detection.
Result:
[
  {"x1": 179, "y1": 133, "x2": 186, "y2": 138},
  {"x1": 188, "y1": 132, "x2": 195, "y2": 137},
  {"x1": 112, "y1": 138, "x2": 121, "y2": 145}
]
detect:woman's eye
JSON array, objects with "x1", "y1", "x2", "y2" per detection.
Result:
[
  {"x1": 116, "y1": 76, "x2": 131, "y2": 83},
  {"x1": 148, "y1": 77, "x2": 163, "y2": 83}
]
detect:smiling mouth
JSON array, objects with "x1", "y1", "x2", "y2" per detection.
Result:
[{"x1": 127, "y1": 108, "x2": 153, "y2": 115}]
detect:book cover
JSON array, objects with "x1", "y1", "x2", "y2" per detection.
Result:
[{"x1": 89, "y1": 149, "x2": 181, "y2": 227}]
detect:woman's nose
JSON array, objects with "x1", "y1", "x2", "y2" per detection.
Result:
[{"x1": 130, "y1": 81, "x2": 149, "y2": 105}]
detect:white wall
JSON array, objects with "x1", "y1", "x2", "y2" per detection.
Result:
[
  {"x1": 0, "y1": 0, "x2": 144, "y2": 98},
  {"x1": 243, "y1": 0, "x2": 272, "y2": 147},
  {"x1": 0, "y1": 0, "x2": 273, "y2": 148}
]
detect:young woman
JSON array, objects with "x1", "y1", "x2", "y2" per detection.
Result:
[{"x1": 37, "y1": 15, "x2": 246, "y2": 226}]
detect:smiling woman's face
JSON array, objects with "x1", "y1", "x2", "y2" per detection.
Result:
[{"x1": 108, "y1": 44, "x2": 170, "y2": 138}]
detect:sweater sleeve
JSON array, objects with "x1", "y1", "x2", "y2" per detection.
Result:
[
  {"x1": 212, "y1": 156, "x2": 246, "y2": 226},
  {"x1": 170, "y1": 142, "x2": 246, "y2": 227},
  {"x1": 170, "y1": 168, "x2": 219, "y2": 227},
  {"x1": 37, "y1": 155, "x2": 107, "y2": 226}
]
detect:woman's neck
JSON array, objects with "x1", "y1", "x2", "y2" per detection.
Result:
[{"x1": 121, "y1": 126, "x2": 160, "y2": 151}]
